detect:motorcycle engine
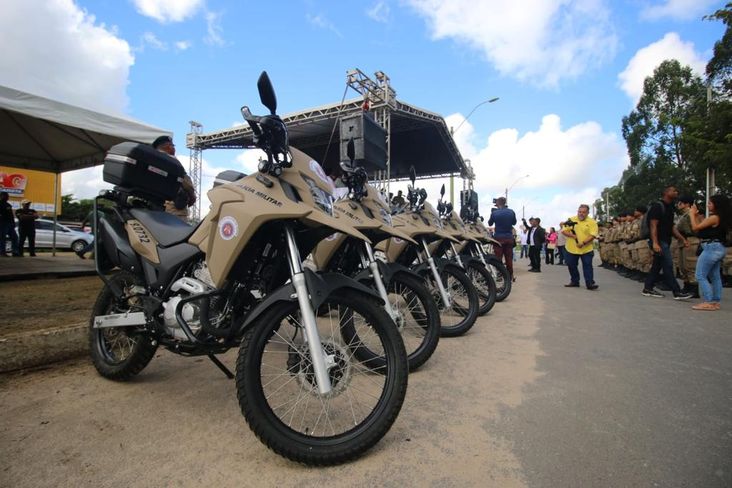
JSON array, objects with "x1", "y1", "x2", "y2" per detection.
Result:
[{"x1": 161, "y1": 262, "x2": 218, "y2": 341}]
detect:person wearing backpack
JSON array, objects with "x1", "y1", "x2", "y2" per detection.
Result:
[
  {"x1": 689, "y1": 194, "x2": 731, "y2": 311},
  {"x1": 641, "y1": 185, "x2": 693, "y2": 300}
]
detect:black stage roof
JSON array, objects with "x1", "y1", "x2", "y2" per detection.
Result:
[{"x1": 188, "y1": 98, "x2": 467, "y2": 180}]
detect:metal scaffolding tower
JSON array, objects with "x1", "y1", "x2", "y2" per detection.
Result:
[
  {"x1": 187, "y1": 120, "x2": 203, "y2": 221},
  {"x1": 346, "y1": 69, "x2": 396, "y2": 193}
]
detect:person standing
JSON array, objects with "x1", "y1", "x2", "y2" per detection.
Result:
[
  {"x1": 545, "y1": 227, "x2": 558, "y2": 265},
  {"x1": 488, "y1": 197, "x2": 517, "y2": 280},
  {"x1": 16, "y1": 199, "x2": 39, "y2": 256},
  {"x1": 519, "y1": 225, "x2": 529, "y2": 259},
  {"x1": 675, "y1": 196, "x2": 700, "y2": 296},
  {"x1": 0, "y1": 191, "x2": 20, "y2": 257},
  {"x1": 641, "y1": 185, "x2": 693, "y2": 300},
  {"x1": 525, "y1": 217, "x2": 545, "y2": 272},
  {"x1": 689, "y1": 194, "x2": 730, "y2": 311},
  {"x1": 152, "y1": 136, "x2": 197, "y2": 222},
  {"x1": 562, "y1": 205, "x2": 599, "y2": 290},
  {"x1": 556, "y1": 224, "x2": 567, "y2": 265}
]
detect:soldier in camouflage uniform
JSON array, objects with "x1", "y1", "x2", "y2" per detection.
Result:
[{"x1": 675, "y1": 196, "x2": 699, "y2": 296}]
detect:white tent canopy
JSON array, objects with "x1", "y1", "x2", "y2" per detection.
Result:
[{"x1": 0, "y1": 85, "x2": 171, "y2": 174}]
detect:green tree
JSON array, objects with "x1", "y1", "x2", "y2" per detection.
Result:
[
  {"x1": 705, "y1": 2, "x2": 732, "y2": 97},
  {"x1": 621, "y1": 60, "x2": 707, "y2": 172}
]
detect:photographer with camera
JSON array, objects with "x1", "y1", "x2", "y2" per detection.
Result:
[
  {"x1": 561, "y1": 204, "x2": 599, "y2": 290},
  {"x1": 488, "y1": 196, "x2": 517, "y2": 281}
]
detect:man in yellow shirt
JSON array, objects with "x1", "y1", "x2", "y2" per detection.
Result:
[{"x1": 561, "y1": 204, "x2": 599, "y2": 290}]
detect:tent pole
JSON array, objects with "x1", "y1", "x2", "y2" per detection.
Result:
[{"x1": 52, "y1": 172, "x2": 58, "y2": 256}]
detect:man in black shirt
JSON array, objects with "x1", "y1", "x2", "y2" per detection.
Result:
[
  {"x1": 16, "y1": 199, "x2": 39, "y2": 256},
  {"x1": 0, "y1": 191, "x2": 20, "y2": 257},
  {"x1": 642, "y1": 185, "x2": 692, "y2": 299}
]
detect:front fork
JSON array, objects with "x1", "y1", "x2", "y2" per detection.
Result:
[
  {"x1": 472, "y1": 244, "x2": 497, "y2": 280},
  {"x1": 284, "y1": 225, "x2": 332, "y2": 395},
  {"x1": 361, "y1": 243, "x2": 398, "y2": 322},
  {"x1": 450, "y1": 242, "x2": 465, "y2": 269},
  {"x1": 423, "y1": 238, "x2": 452, "y2": 307}
]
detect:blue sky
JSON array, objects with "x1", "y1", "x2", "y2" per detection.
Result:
[{"x1": 1, "y1": 0, "x2": 726, "y2": 227}]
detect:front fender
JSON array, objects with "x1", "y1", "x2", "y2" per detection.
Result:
[
  {"x1": 353, "y1": 261, "x2": 421, "y2": 287},
  {"x1": 237, "y1": 269, "x2": 383, "y2": 335}
]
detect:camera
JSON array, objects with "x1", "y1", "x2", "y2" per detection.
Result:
[{"x1": 564, "y1": 219, "x2": 577, "y2": 229}]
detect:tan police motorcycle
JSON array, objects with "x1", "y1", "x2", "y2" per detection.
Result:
[
  {"x1": 461, "y1": 208, "x2": 512, "y2": 301},
  {"x1": 88, "y1": 72, "x2": 408, "y2": 465},
  {"x1": 377, "y1": 177, "x2": 479, "y2": 337},
  {"x1": 432, "y1": 187, "x2": 497, "y2": 316},
  {"x1": 311, "y1": 152, "x2": 440, "y2": 371}
]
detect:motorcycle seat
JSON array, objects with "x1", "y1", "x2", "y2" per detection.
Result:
[{"x1": 129, "y1": 208, "x2": 197, "y2": 247}]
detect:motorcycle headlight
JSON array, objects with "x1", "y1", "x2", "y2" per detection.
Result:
[{"x1": 302, "y1": 176, "x2": 334, "y2": 216}]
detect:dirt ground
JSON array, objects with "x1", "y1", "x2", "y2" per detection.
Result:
[{"x1": 0, "y1": 277, "x2": 103, "y2": 336}]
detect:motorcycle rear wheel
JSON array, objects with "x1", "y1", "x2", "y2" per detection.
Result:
[
  {"x1": 89, "y1": 271, "x2": 157, "y2": 381},
  {"x1": 236, "y1": 289, "x2": 408, "y2": 465}
]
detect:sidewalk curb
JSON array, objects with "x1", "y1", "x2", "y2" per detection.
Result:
[{"x1": 0, "y1": 323, "x2": 88, "y2": 373}]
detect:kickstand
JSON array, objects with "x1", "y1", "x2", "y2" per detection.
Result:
[{"x1": 207, "y1": 354, "x2": 234, "y2": 379}]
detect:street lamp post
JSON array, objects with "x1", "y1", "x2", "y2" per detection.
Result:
[
  {"x1": 451, "y1": 97, "x2": 500, "y2": 135},
  {"x1": 505, "y1": 174, "x2": 530, "y2": 201}
]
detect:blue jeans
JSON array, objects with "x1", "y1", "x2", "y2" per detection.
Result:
[
  {"x1": 644, "y1": 240, "x2": 681, "y2": 294},
  {"x1": 565, "y1": 250, "x2": 594, "y2": 286},
  {"x1": 695, "y1": 242, "x2": 725, "y2": 303},
  {"x1": 0, "y1": 221, "x2": 19, "y2": 255}
]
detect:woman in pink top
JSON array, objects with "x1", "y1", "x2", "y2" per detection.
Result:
[{"x1": 545, "y1": 227, "x2": 558, "y2": 265}]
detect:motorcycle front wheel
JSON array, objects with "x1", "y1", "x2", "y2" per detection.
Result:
[
  {"x1": 486, "y1": 255, "x2": 512, "y2": 302},
  {"x1": 420, "y1": 264, "x2": 479, "y2": 337},
  {"x1": 236, "y1": 289, "x2": 408, "y2": 465},
  {"x1": 349, "y1": 271, "x2": 441, "y2": 371},
  {"x1": 465, "y1": 261, "x2": 497, "y2": 315}
]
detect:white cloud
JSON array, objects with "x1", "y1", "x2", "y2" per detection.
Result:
[
  {"x1": 0, "y1": 0, "x2": 134, "y2": 114},
  {"x1": 175, "y1": 40, "x2": 192, "y2": 51},
  {"x1": 389, "y1": 113, "x2": 626, "y2": 231},
  {"x1": 366, "y1": 1, "x2": 391, "y2": 23},
  {"x1": 204, "y1": 11, "x2": 226, "y2": 46},
  {"x1": 406, "y1": 0, "x2": 617, "y2": 88},
  {"x1": 132, "y1": 0, "x2": 204, "y2": 23},
  {"x1": 306, "y1": 13, "x2": 343, "y2": 38},
  {"x1": 640, "y1": 0, "x2": 719, "y2": 21},
  {"x1": 141, "y1": 31, "x2": 167, "y2": 50},
  {"x1": 618, "y1": 32, "x2": 707, "y2": 103}
]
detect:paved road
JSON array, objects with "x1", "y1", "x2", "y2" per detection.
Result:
[{"x1": 1, "y1": 259, "x2": 730, "y2": 487}]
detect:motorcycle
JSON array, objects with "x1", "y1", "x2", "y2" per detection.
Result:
[
  {"x1": 433, "y1": 186, "x2": 497, "y2": 316},
  {"x1": 311, "y1": 149, "x2": 440, "y2": 371},
  {"x1": 377, "y1": 174, "x2": 479, "y2": 337},
  {"x1": 88, "y1": 72, "x2": 408, "y2": 465},
  {"x1": 462, "y1": 209, "x2": 512, "y2": 301}
]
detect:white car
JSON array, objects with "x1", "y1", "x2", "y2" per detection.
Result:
[{"x1": 6, "y1": 218, "x2": 93, "y2": 253}]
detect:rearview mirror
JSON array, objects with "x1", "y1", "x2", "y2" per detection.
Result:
[
  {"x1": 409, "y1": 165, "x2": 416, "y2": 186},
  {"x1": 440, "y1": 184, "x2": 445, "y2": 198},
  {"x1": 257, "y1": 71, "x2": 277, "y2": 115}
]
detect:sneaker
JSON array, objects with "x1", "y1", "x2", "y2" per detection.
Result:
[
  {"x1": 642, "y1": 289, "x2": 664, "y2": 298},
  {"x1": 586, "y1": 284, "x2": 599, "y2": 290},
  {"x1": 673, "y1": 292, "x2": 693, "y2": 301}
]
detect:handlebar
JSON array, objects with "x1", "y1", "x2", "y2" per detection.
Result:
[{"x1": 240, "y1": 106, "x2": 291, "y2": 176}]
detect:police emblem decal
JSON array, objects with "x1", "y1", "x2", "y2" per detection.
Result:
[{"x1": 219, "y1": 216, "x2": 238, "y2": 241}]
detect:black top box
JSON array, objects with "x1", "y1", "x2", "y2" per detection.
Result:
[{"x1": 103, "y1": 142, "x2": 186, "y2": 203}]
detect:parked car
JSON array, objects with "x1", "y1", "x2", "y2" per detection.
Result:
[{"x1": 5, "y1": 218, "x2": 93, "y2": 253}]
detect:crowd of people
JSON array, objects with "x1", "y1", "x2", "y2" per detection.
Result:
[
  {"x1": 487, "y1": 185, "x2": 730, "y2": 311},
  {"x1": 598, "y1": 185, "x2": 731, "y2": 311}
]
